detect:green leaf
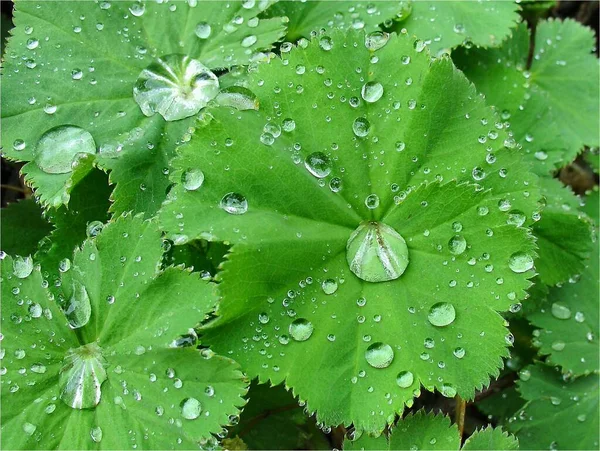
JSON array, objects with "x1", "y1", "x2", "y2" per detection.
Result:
[
  {"x1": 345, "y1": 411, "x2": 519, "y2": 450},
  {"x1": 509, "y1": 364, "x2": 599, "y2": 450},
  {"x1": 36, "y1": 169, "x2": 112, "y2": 280},
  {"x1": 263, "y1": 1, "x2": 409, "y2": 41},
  {"x1": 454, "y1": 19, "x2": 600, "y2": 172},
  {"x1": 160, "y1": 29, "x2": 539, "y2": 432},
  {"x1": 395, "y1": 1, "x2": 521, "y2": 55},
  {"x1": 345, "y1": 411, "x2": 460, "y2": 451},
  {"x1": 531, "y1": 177, "x2": 593, "y2": 286},
  {"x1": 226, "y1": 381, "x2": 330, "y2": 450},
  {"x1": 1, "y1": 214, "x2": 247, "y2": 449},
  {"x1": 1, "y1": 0, "x2": 287, "y2": 214},
  {"x1": 0, "y1": 198, "x2": 51, "y2": 256},
  {"x1": 528, "y1": 235, "x2": 598, "y2": 376},
  {"x1": 462, "y1": 426, "x2": 519, "y2": 450},
  {"x1": 476, "y1": 386, "x2": 526, "y2": 426}
]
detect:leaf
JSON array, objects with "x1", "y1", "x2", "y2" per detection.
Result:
[
  {"x1": 0, "y1": 198, "x2": 51, "y2": 256},
  {"x1": 531, "y1": 177, "x2": 593, "y2": 286},
  {"x1": 1, "y1": 0, "x2": 287, "y2": 214},
  {"x1": 263, "y1": 1, "x2": 409, "y2": 41},
  {"x1": 226, "y1": 381, "x2": 330, "y2": 450},
  {"x1": 395, "y1": 1, "x2": 521, "y2": 55},
  {"x1": 160, "y1": 29, "x2": 539, "y2": 432},
  {"x1": 476, "y1": 386, "x2": 525, "y2": 426},
  {"x1": 454, "y1": 19, "x2": 600, "y2": 172},
  {"x1": 527, "y1": 233, "x2": 598, "y2": 376},
  {"x1": 36, "y1": 168, "x2": 112, "y2": 280},
  {"x1": 462, "y1": 426, "x2": 519, "y2": 450},
  {"x1": 509, "y1": 364, "x2": 599, "y2": 450},
  {"x1": 345, "y1": 411, "x2": 518, "y2": 450},
  {"x1": 0, "y1": 214, "x2": 247, "y2": 450}
]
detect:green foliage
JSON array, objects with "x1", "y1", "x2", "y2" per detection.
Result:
[
  {"x1": 345, "y1": 411, "x2": 518, "y2": 450},
  {"x1": 0, "y1": 198, "x2": 51, "y2": 256},
  {"x1": 161, "y1": 28, "x2": 538, "y2": 432},
  {"x1": 0, "y1": 215, "x2": 247, "y2": 449},
  {"x1": 1, "y1": 1, "x2": 599, "y2": 449},
  {"x1": 395, "y1": 1, "x2": 521, "y2": 55},
  {"x1": 509, "y1": 364, "x2": 599, "y2": 450}
]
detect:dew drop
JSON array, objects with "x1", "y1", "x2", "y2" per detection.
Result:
[
  {"x1": 90, "y1": 426, "x2": 103, "y2": 443},
  {"x1": 346, "y1": 221, "x2": 409, "y2": 283},
  {"x1": 195, "y1": 22, "x2": 212, "y2": 39},
  {"x1": 365, "y1": 194, "x2": 380, "y2": 209},
  {"x1": 352, "y1": 117, "x2": 370, "y2": 137},
  {"x1": 396, "y1": 370, "x2": 414, "y2": 388},
  {"x1": 34, "y1": 126, "x2": 96, "y2": 174},
  {"x1": 133, "y1": 54, "x2": 219, "y2": 121},
  {"x1": 428, "y1": 302, "x2": 456, "y2": 327},
  {"x1": 181, "y1": 397, "x2": 202, "y2": 420},
  {"x1": 220, "y1": 193, "x2": 248, "y2": 215},
  {"x1": 365, "y1": 342, "x2": 394, "y2": 368},
  {"x1": 181, "y1": 168, "x2": 204, "y2": 191},
  {"x1": 289, "y1": 318, "x2": 314, "y2": 342},
  {"x1": 321, "y1": 279, "x2": 338, "y2": 295},
  {"x1": 215, "y1": 86, "x2": 259, "y2": 111},
  {"x1": 448, "y1": 235, "x2": 466, "y2": 255},
  {"x1": 59, "y1": 342, "x2": 107, "y2": 409},
  {"x1": 361, "y1": 81, "x2": 384, "y2": 103},
  {"x1": 304, "y1": 152, "x2": 332, "y2": 178},
  {"x1": 365, "y1": 31, "x2": 389, "y2": 51},
  {"x1": 13, "y1": 255, "x2": 34, "y2": 279},
  {"x1": 64, "y1": 280, "x2": 92, "y2": 329},
  {"x1": 440, "y1": 383, "x2": 457, "y2": 398},
  {"x1": 551, "y1": 303, "x2": 572, "y2": 320},
  {"x1": 508, "y1": 252, "x2": 534, "y2": 273}
]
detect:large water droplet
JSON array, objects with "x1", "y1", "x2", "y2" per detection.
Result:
[
  {"x1": 220, "y1": 192, "x2": 248, "y2": 215},
  {"x1": 440, "y1": 383, "x2": 457, "y2": 398},
  {"x1": 508, "y1": 252, "x2": 534, "y2": 273},
  {"x1": 304, "y1": 152, "x2": 332, "y2": 178},
  {"x1": 551, "y1": 303, "x2": 572, "y2": 320},
  {"x1": 181, "y1": 397, "x2": 202, "y2": 419},
  {"x1": 90, "y1": 426, "x2": 103, "y2": 443},
  {"x1": 133, "y1": 54, "x2": 219, "y2": 121},
  {"x1": 365, "y1": 342, "x2": 394, "y2": 368},
  {"x1": 365, "y1": 31, "x2": 389, "y2": 51},
  {"x1": 346, "y1": 221, "x2": 409, "y2": 283},
  {"x1": 396, "y1": 370, "x2": 414, "y2": 388},
  {"x1": 65, "y1": 280, "x2": 91, "y2": 329},
  {"x1": 289, "y1": 318, "x2": 313, "y2": 342},
  {"x1": 215, "y1": 86, "x2": 259, "y2": 111},
  {"x1": 448, "y1": 235, "x2": 466, "y2": 255},
  {"x1": 13, "y1": 255, "x2": 34, "y2": 278},
  {"x1": 428, "y1": 302, "x2": 456, "y2": 327},
  {"x1": 59, "y1": 342, "x2": 108, "y2": 409},
  {"x1": 34, "y1": 126, "x2": 96, "y2": 174},
  {"x1": 361, "y1": 81, "x2": 383, "y2": 103},
  {"x1": 195, "y1": 22, "x2": 212, "y2": 39},
  {"x1": 352, "y1": 117, "x2": 370, "y2": 137}
]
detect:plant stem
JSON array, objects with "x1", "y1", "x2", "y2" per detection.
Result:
[{"x1": 455, "y1": 396, "x2": 467, "y2": 441}]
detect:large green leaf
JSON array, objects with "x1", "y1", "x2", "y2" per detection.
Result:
[
  {"x1": 1, "y1": 215, "x2": 247, "y2": 450},
  {"x1": 395, "y1": 0, "x2": 521, "y2": 55},
  {"x1": 0, "y1": 198, "x2": 51, "y2": 256},
  {"x1": 509, "y1": 364, "x2": 599, "y2": 450},
  {"x1": 345, "y1": 411, "x2": 518, "y2": 450},
  {"x1": 1, "y1": 0, "x2": 287, "y2": 213},
  {"x1": 160, "y1": 29, "x2": 539, "y2": 432},
  {"x1": 263, "y1": 1, "x2": 410, "y2": 41}
]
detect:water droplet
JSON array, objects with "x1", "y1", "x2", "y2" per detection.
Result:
[
  {"x1": 448, "y1": 235, "x2": 466, "y2": 255},
  {"x1": 428, "y1": 302, "x2": 456, "y2": 327},
  {"x1": 129, "y1": 2, "x2": 145, "y2": 16},
  {"x1": 90, "y1": 426, "x2": 103, "y2": 443},
  {"x1": 453, "y1": 347, "x2": 465, "y2": 358},
  {"x1": 352, "y1": 117, "x2": 370, "y2": 137},
  {"x1": 220, "y1": 192, "x2": 248, "y2": 215},
  {"x1": 365, "y1": 31, "x2": 389, "y2": 51},
  {"x1": 365, "y1": 194, "x2": 380, "y2": 209},
  {"x1": 304, "y1": 152, "x2": 332, "y2": 178},
  {"x1": 59, "y1": 342, "x2": 107, "y2": 409},
  {"x1": 346, "y1": 221, "x2": 409, "y2": 283},
  {"x1": 440, "y1": 383, "x2": 457, "y2": 398},
  {"x1": 329, "y1": 177, "x2": 342, "y2": 192},
  {"x1": 241, "y1": 35, "x2": 257, "y2": 47},
  {"x1": 365, "y1": 342, "x2": 394, "y2": 368},
  {"x1": 31, "y1": 363, "x2": 47, "y2": 374},
  {"x1": 551, "y1": 303, "x2": 572, "y2": 320},
  {"x1": 181, "y1": 168, "x2": 204, "y2": 191},
  {"x1": 361, "y1": 81, "x2": 383, "y2": 103},
  {"x1": 13, "y1": 255, "x2": 34, "y2": 278},
  {"x1": 86, "y1": 220, "x2": 104, "y2": 238},
  {"x1": 507, "y1": 210, "x2": 526, "y2": 227},
  {"x1": 195, "y1": 22, "x2": 212, "y2": 39},
  {"x1": 215, "y1": 86, "x2": 259, "y2": 111},
  {"x1": 396, "y1": 370, "x2": 414, "y2": 388},
  {"x1": 34, "y1": 126, "x2": 96, "y2": 174},
  {"x1": 181, "y1": 397, "x2": 202, "y2": 419},
  {"x1": 64, "y1": 280, "x2": 91, "y2": 329},
  {"x1": 23, "y1": 422, "x2": 37, "y2": 436},
  {"x1": 320, "y1": 278, "x2": 337, "y2": 295},
  {"x1": 319, "y1": 36, "x2": 333, "y2": 51},
  {"x1": 289, "y1": 318, "x2": 313, "y2": 342},
  {"x1": 551, "y1": 340, "x2": 565, "y2": 351},
  {"x1": 508, "y1": 252, "x2": 534, "y2": 273},
  {"x1": 133, "y1": 54, "x2": 219, "y2": 121}
]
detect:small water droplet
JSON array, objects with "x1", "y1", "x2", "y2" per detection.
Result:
[
  {"x1": 289, "y1": 318, "x2": 313, "y2": 342},
  {"x1": 195, "y1": 22, "x2": 212, "y2": 39},
  {"x1": 90, "y1": 426, "x2": 103, "y2": 443},
  {"x1": 508, "y1": 252, "x2": 534, "y2": 273},
  {"x1": 440, "y1": 383, "x2": 457, "y2": 398},
  {"x1": 304, "y1": 152, "x2": 332, "y2": 178},
  {"x1": 361, "y1": 81, "x2": 384, "y2": 103},
  {"x1": 448, "y1": 235, "x2": 466, "y2": 255},
  {"x1": 365, "y1": 342, "x2": 394, "y2": 368},
  {"x1": 13, "y1": 255, "x2": 34, "y2": 278},
  {"x1": 352, "y1": 117, "x2": 370, "y2": 137},
  {"x1": 321, "y1": 279, "x2": 338, "y2": 295},
  {"x1": 181, "y1": 168, "x2": 204, "y2": 191},
  {"x1": 551, "y1": 303, "x2": 572, "y2": 320},
  {"x1": 220, "y1": 192, "x2": 248, "y2": 215},
  {"x1": 428, "y1": 302, "x2": 456, "y2": 327},
  {"x1": 396, "y1": 370, "x2": 414, "y2": 388},
  {"x1": 365, "y1": 31, "x2": 389, "y2": 51},
  {"x1": 181, "y1": 397, "x2": 202, "y2": 419}
]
